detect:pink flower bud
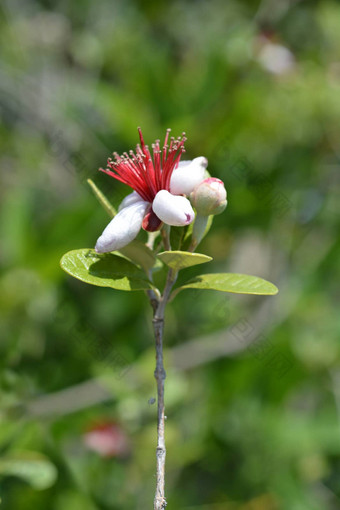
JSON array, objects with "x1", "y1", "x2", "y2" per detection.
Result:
[
  {"x1": 190, "y1": 178, "x2": 227, "y2": 216},
  {"x1": 83, "y1": 422, "x2": 130, "y2": 458}
]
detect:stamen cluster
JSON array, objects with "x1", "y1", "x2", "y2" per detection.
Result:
[{"x1": 100, "y1": 128, "x2": 186, "y2": 201}]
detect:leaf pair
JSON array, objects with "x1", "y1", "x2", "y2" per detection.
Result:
[
  {"x1": 60, "y1": 249, "x2": 278, "y2": 296},
  {"x1": 158, "y1": 250, "x2": 278, "y2": 295}
]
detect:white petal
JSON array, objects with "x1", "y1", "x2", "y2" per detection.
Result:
[
  {"x1": 177, "y1": 156, "x2": 208, "y2": 170},
  {"x1": 152, "y1": 190, "x2": 195, "y2": 227},
  {"x1": 258, "y1": 43, "x2": 295, "y2": 75},
  {"x1": 95, "y1": 199, "x2": 149, "y2": 253},
  {"x1": 170, "y1": 156, "x2": 208, "y2": 195},
  {"x1": 118, "y1": 191, "x2": 144, "y2": 211}
]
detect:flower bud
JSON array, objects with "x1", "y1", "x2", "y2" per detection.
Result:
[{"x1": 190, "y1": 178, "x2": 227, "y2": 216}]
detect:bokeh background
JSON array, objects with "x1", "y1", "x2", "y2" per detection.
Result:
[{"x1": 1, "y1": 0, "x2": 340, "y2": 508}]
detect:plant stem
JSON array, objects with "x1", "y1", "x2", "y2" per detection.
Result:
[
  {"x1": 152, "y1": 310, "x2": 166, "y2": 509},
  {"x1": 86, "y1": 179, "x2": 117, "y2": 217},
  {"x1": 152, "y1": 268, "x2": 178, "y2": 510},
  {"x1": 161, "y1": 225, "x2": 171, "y2": 251}
]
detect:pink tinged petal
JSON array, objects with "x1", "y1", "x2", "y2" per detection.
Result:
[
  {"x1": 207, "y1": 178, "x2": 227, "y2": 201},
  {"x1": 118, "y1": 191, "x2": 144, "y2": 211},
  {"x1": 190, "y1": 177, "x2": 227, "y2": 216},
  {"x1": 152, "y1": 190, "x2": 195, "y2": 227},
  {"x1": 170, "y1": 156, "x2": 208, "y2": 195},
  {"x1": 142, "y1": 209, "x2": 163, "y2": 232},
  {"x1": 95, "y1": 199, "x2": 149, "y2": 253}
]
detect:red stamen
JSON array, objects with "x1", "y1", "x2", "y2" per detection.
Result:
[{"x1": 100, "y1": 128, "x2": 186, "y2": 203}]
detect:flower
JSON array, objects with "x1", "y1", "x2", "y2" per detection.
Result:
[
  {"x1": 255, "y1": 35, "x2": 295, "y2": 76},
  {"x1": 190, "y1": 177, "x2": 227, "y2": 216},
  {"x1": 95, "y1": 128, "x2": 208, "y2": 253},
  {"x1": 83, "y1": 422, "x2": 130, "y2": 458}
]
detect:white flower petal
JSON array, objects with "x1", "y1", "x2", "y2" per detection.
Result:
[
  {"x1": 170, "y1": 156, "x2": 208, "y2": 195},
  {"x1": 95, "y1": 199, "x2": 149, "y2": 253},
  {"x1": 177, "y1": 156, "x2": 208, "y2": 170},
  {"x1": 258, "y1": 43, "x2": 295, "y2": 75},
  {"x1": 152, "y1": 190, "x2": 195, "y2": 227},
  {"x1": 118, "y1": 191, "x2": 144, "y2": 211}
]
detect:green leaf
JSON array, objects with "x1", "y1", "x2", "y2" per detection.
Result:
[
  {"x1": 185, "y1": 214, "x2": 213, "y2": 241},
  {"x1": 0, "y1": 452, "x2": 57, "y2": 490},
  {"x1": 182, "y1": 214, "x2": 214, "y2": 250},
  {"x1": 170, "y1": 226, "x2": 186, "y2": 250},
  {"x1": 60, "y1": 249, "x2": 154, "y2": 291},
  {"x1": 176, "y1": 273, "x2": 279, "y2": 295},
  {"x1": 119, "y1": 240, "x2": 156, "y2": 273},
  {"x1": 157, "y1": 250, "x2": 213, "y2": 271}
]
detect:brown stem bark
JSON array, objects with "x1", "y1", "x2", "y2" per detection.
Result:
[
  {"x1": 153, "y1": 312, "x2": 166, "y2": 509},
  {"x1": 152, "y1": 268, "x2": 177, "y2": 509}
]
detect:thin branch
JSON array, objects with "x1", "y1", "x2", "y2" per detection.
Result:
[
  {"x1": 24, "y1": 380, "x2": 112, "y2": 418},
  {"x1": 147, "y1": 231, "x2": 161, "y2": 250},
  {"x1": 153, "y1": 311, "x2": 166, "y2": 509},
  {"x1": 161, "y1": 225, "x2": 171, "y2": 251},
  {"x1": 152, "y1": 267, "x2": 178, "y2": 510},
  {"x1": 20, "y1": 227, "x2": 336, "y2": 420}
]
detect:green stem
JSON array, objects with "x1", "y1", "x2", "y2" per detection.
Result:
[
  {"x1": 161, "y1": 225, "x2": 171, "y2": 251},
  {"x1": 87, "y1": 179, "x2": 117, "y2": 217}
]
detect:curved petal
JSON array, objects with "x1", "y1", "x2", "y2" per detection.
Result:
[
  {"x1": 118, "y1": 191, "x2": 144, "y2": 211},
  {"x1": 95, "y1": 199, "x2": 149, "y2": 253},
  {"x1": 170, "y1": 156, "x2": 208, "y2": 196},
  {"x1": 152, "y1": 190, "x2": 195, "y2": 227},
  {"x1": 142, "y1": 210, "x2": 163, "y2": 232}
]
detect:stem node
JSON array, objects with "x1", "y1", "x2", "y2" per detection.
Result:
[{"x1": 150, "y1": 266, "x2": 179, "y2": 509}]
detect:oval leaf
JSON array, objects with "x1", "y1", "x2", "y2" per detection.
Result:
[
  {"x1": 119, "y1": 240, "x2": 156, "y2": 272},
  {"x1": 170, "y1": 226, "x2": 186, "y2": 250},
  {"x1": 157, "y1": 251, "x2": 213, "y2": 271},
  {"x1": 176, "y1": 273, "x2": 278, "y2": 295},
  {"x1": 0, "y1": 451, "x2": 57, "y2": 490},
  {"x1": 60, "y1": 249, "x2": 154, "y2": 291},
  {"x1": 184, "y1": 214, "x2": 214, "y2": 246}
]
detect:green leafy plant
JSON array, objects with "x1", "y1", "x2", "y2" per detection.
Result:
[{"x1": 60, "y1": 128, "x2": 278, "y2": 509}]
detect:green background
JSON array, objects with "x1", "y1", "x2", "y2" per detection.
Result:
[{"x1": 1, "y1": 0, "x2": 340, "y2": 508}]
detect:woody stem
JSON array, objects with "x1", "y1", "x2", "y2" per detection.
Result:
[{"x1": 152, "y1": 268, "x2": 178, "y2": 510}]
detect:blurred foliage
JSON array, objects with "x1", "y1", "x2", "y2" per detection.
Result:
[{"x1": 1, "y1": 0, "x2": 340, "y2": 508}]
